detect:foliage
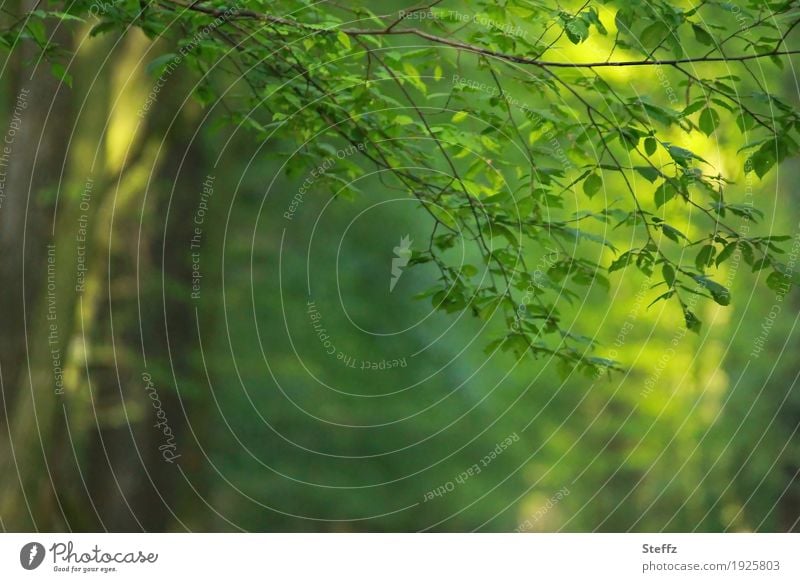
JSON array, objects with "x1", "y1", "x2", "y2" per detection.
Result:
[{"x1": 8, "y1": 0, "x2": 798, "y2": 375}]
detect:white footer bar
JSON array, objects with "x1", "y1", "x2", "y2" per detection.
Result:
[{"x1": 1, "y1": 533, "x2": 797, "y2": 580}]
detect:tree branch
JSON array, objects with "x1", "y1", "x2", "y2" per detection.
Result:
[{"x1": 163, "y1": 1, "x2": 800, "y2": 70}]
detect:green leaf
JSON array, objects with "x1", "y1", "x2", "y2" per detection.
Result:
[
  {"x1": 90, "y1": 20, "x2": 118, "y2": 37},
  {"x1": 558, "y1": 227, "x2": 618, "y2": 252},
  {"x1": 649, "y1": 289, "x2": 674, "y2": 307},
  {"x1": 615, "y1": 9, "x2": 632, "y2": 33},
  {"x1": 635, "y1": 166, "x2": 661, "y2": 183},
  {"x1": 692, "y1": 275, "x2": 731, "y2": 306},
  {"x1": 698, "y1": 108, "x2": 720, "y2": 136},
  {"x1": 654, "y1": 181, "x2": 676, "y2": 207},
  {"x1": 619, "y1": 127, "x2": 640, "y2": 150},
  {"x1": 640, "y1": 22, "x2": 668, "y2": 50},
  {"x1": 46, "y1": 11, "x2": 85, "y2": 23},
  {"x1": 736, "y1": 113, "x2": 757, "y2": 133},
  {"x1": 682, "y1": 100, "x2": 706, "y2": 116},
  {"x1": 644, "y1": 137, "x2": 657, "y2": 156},
  {"x1": 751, "y1": 257, "x2": 771, "y2": 272},
  {"x1": 740, "y1": 242, "x2": 755, "y2": 266},
  {"x1": 609, "y1": 251, "x2": 635, "y2": 273},
  {"x1": 402, "y1": 62, "x2": 427, "y2": 94},
  {"x1": 50, "y1": 63, "x2": 72, "y2": 87},
  {"x1": 695, "y1": 244, "x2": 715, "y2": 271},
  {"x1": 586, "y1": 8, "x2": 608, "y2": 35},
  {"x1": 766, "y1": 271, "x2": 789, "y2": 293},
  {"x1": 747, "y1": 142, "x2": 776, "y2": 178},
  {"x1": 661, "y1": 224, "x2": 688, "y2": 243},
  {"x1": 26, "y1": 19, "x2": 47, "y2": 45},
  {"x1": 667, "y1": 144, "x2": 706, "y2": 166},
  {"x1": 583, "y1": 173, "x2": 602, "y2": 198},
  {"x1": 460, "y1": 265, "x2": 478, "y2": 278},
  {"x1": 662, "y1": 263, "x2": 676, "y2": 287},
  {"x1": 564, "y1": 17, "x2": 589, "y2": 44},
  {"x1": 336, "y1": 31, "x2": 351, "y2": 49},
  {"x1": 692, "y1": 24, "x2": 714, "y2": 47},
  {"x1": 635, "y1": 250, "x2": 655, "y2": 276},
  {"x1": 451, "y1": 111, "x2": 468, "y2": 123},
  {"x1": 684, "y1": 308, "x2": 702, "y2": 332},
  {"x1": 146, "y1": 53, "x2": 177, "y2": 76}
]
